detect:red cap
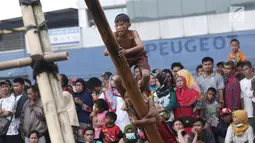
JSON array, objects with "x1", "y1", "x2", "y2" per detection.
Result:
[{"x1": 220, "y1": 108, "x2": 232, "y2": 115}]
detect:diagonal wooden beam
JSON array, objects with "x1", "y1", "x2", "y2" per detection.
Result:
[{"x1": 84, "y1": 0, "x2": 164, "y2": 142}]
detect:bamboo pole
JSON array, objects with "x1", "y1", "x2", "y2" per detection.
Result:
[
  {"x1": 84, "y1": 0, "x2": 164, "y2": 142},
  {"x1": 20, "y1": 4, "x2": 64, "y2": 143},
  {"x1": 33, "y1": 3, "x2": 75, "y2": 143},
  {"x1": 0, "y1": 52, "x2": 69, "y2": 70}
]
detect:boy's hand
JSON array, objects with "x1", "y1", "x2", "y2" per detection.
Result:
[
  {"x1": 144, "y1": 107, "x2": 157, "y2": 119},
  {"x1": 118, "y1": 47, "x2": 126, "y2": 58},
  {"x1": 129, "y1": 116, "x2": 137, "y2": 127}
]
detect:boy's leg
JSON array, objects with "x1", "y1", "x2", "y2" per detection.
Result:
[
  {"x1": 135, "y1": 55, "x2": 150, "y2": 92},
  {"x1": 139, "y1": 69, "x2": 150, "y2": 91}
]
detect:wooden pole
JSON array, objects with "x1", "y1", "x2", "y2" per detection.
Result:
[
  {"x1": 32, "y1": 3, "x2": 75, "y2": 143},
  {"x1": 0, "y1": 52, "x2": 68, "y2": 70},
  {"x1": 84, "y1": 1, "x2": 164, "y2": 142},
  {"x1": 20, "y1": 4, "x2": 65, "y2": 143}
]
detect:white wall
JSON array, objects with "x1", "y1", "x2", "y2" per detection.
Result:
[
  {"x1": 0, "y1": 0, "x2": 127, "y2": 20},
  {"x1": 81, "y1": 10, "x2": 255, "y2": 48}
]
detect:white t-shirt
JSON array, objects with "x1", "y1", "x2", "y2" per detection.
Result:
[
  {"x1": 0, "y1": 94, "x2": 18, "y2": 135},
  {"x1": 62, "y1": 91, "x2": 79, "y2": 127},
  {"x1": 99, "y1": 92, "x2": 130, "y2": 132},
  {"x1": 240, "y1": 77, "x2": 255, "y2": 118}
]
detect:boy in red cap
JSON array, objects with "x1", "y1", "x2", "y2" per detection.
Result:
[{"x1": 212, "y1": 108, "x2": 232, "y2": 143}]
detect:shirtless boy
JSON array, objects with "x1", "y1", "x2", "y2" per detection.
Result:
[{"x1": 104, "y1": 13, "x2": 150, "y2": 94}]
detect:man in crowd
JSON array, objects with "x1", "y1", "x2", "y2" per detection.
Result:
[
  {"x1": 197, "y1": 57, "x2": 225, "y2": 108},
  {"x1": 84, "y1": 127, "x2": 102, "y2": 143},
  {"x1": 0, "y1": 80, "x2": 19, "y2": 142},
  {"x1": 223, "y1": 61, "x2": 241, "y2": 111},
  {"x1": 216, "y1": 61, "x2": 225, "y2": 76},
  {"x1": 87, "y1": 77, "x2": 105, "y2": 101},
  {"x1": 240, "y1": 61, "x2": 255, "y2": 131},
  {"x1": 101, "y1": 72, "x2": 112, "y2": 89},
  {"x1": 171, "y1": 62, "x2": 184, "y2": 77},
  {"x1": 13, "y1": 78, "x2": 28, "y2": 142},
  {"x1": 59, "y1": 74, "x2": 75, "y2": 95},
  {"x1": 20, "y1": 85, "x2": 47, "y2": 143}
]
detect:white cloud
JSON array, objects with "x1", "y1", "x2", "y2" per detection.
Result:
[{"x1": 0, "y1": 0, "x2": 77, "y2": 20}]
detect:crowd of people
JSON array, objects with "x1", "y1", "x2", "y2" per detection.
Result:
[{"x1": 0, "y1": 13, "x2": 254, "y2": 143}]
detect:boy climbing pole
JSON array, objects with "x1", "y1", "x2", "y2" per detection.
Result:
[{"x1": 104, "y1": 13, "x2": 150, "y2": 95}]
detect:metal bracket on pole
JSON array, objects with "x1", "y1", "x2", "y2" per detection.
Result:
[{"x1": 19, "y1": 0, "x2": 41, "y2": 6}]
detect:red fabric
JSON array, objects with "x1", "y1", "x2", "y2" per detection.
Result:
[
  {"x1": 174, "y1": 107, "x2": 194, "y2": 119},
  {"x1": 185, "y1": 127, "x2": 192, "y2": 135},
  {"x1": 175, "y1": 76, "x2": 200, "y2": 107},
  {"x1": 85, "y1": 105, "x2": 92, "y2": 112},
  {"x1": 101, "y1": 125, "x2": 121, "y2": 142},
  {"x1": 158, "y1": 118, "x2": 177, "y2": 143}
]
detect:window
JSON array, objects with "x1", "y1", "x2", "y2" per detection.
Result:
[
  {"x1": 87, "y1": 7, "x2": 127, "y2": 27},
  {"x1": 127, "y1": 0, "x2": 255, "y2": 22},
  {"x1": 0, "y1": 31, "x2": 26, "y2": 52}
]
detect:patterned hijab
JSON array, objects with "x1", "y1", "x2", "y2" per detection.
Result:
[
  {"x1": 177, "y1": 69, "x2": 196, "y2": 89},
  {"x1": 231, "y1": 110, "x2": 249, "y2": 136}
]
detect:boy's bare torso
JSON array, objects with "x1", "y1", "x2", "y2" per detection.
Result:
[
  {"x1": 114, "y1": 30, "x2": 136, "y2": 49},
  {"x1": 114, "y1": 30, "x2": 146, "y2": 60}
]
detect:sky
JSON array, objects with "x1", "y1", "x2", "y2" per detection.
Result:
[{"x1": 0, "y1": 0, "x2": 78, "y2": 20}]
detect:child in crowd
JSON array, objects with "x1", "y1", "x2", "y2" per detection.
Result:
[
  {"x1": 29, "y1": 130, "x2": 40, "y2": 143},
  {"x1": 228, "y1": 39, "x2": 247, "y2": 63},
  {"x1": 101, "y1": 112, "x2": 123, "y2": 143},
  {"x1": 204, "y1": 87, "x2": 220, "y2": 128},
  {"x1": 90, "y1": 99, "x2": 109, "y2": 141},
  {"x1": 119, "y1": 124, "x2": 147, "y2": 143}
]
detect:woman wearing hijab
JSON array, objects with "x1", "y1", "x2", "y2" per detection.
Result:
[
  {"x1": 148, "y1": 73, "x2": 160, "y2": 97},
  {"x1": 73, "y1": 78, "x2": 94, "y2": 143},
  {"x1": 225, "y1": 110, "x2": 254, "y2": 143},
  {"x1": 177, "y1": 69, "x2": 201, "y2": 93},
  {"x1": 119, "y1": 124, "x2": 146, "y2": 143},
  {"x1": 99, "y1": 75, "x2": 130, "y2": 132},
  {"x1": 174, "y1": 76, "x2": 200, "y2": 119},
  {"x1": 153, "y1": 70, "x2": 176, "y2": 125}
]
